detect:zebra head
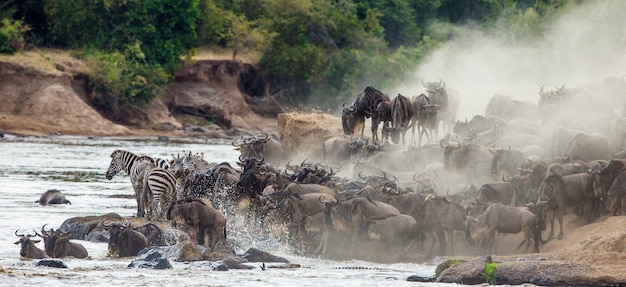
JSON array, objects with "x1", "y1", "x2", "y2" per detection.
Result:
[{"x1": 106, "y1": 150, "x2": 126, "y2": 180}]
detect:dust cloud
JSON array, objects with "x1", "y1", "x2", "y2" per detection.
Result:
[{"x1": 395, "y1": 0, "x2": 626, "y2": 120}]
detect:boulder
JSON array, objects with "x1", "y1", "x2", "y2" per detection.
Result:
[
  {"x1": 221, "y1": 258, "x2": 255, "y2": 270},
  {"x1": 59, "y1": 213, "x2": 123, "y2": 240},
  {"x1": 128, "y1": 248, "x2": 171, "y2": 270},
  {"x1": 166, "y1": 241, "x2": 203, "y2": 262}
]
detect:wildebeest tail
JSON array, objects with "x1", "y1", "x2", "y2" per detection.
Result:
[{"x1": 223, "y1": 225, "x2": 227, "y2": 240}]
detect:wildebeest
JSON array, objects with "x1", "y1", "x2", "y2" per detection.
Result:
[
  {"x1": 423, "y1": 79, "x2": 459, "y2": 138},
  {"x1": 489, "y1": 145, "x2": 524, "y2": 180},
  {"x1": 232, "y1": 133, "x2": 287, "y2": 166},
  {"x1": 35, "y1": 189, "x2": 71, "y2": 205},
  {"x1": 411, "y1": 93, "x2": 442, "y2": 146},
  {"x1": 132, "y1": 223, "x2": 165, "y2": 246},
  {"x1": 390, "y1": 94, "x2": 413, "y2": 145},
  {"x1": 423, "y1": 195, "x2": 470, "y2": 254},
  {"x1": 605, "y1": 168, "x2": 626, "y2": 215},
  {"x1": 440, "y1": 140, "x2": 492, "y2": 179},
  {"x1": 281, "y1": 192, "x2": 338, "y2": 254},
  {"x1": 36, "y1": 224, "x2": 88, "y2": 259},
  {"x1": 342, "y1": 86, "x2": 390, "y2": 141},
  {"x1": 537, "y1": 173, "x2": 589, "y2": 240},
  {"x1": 102, "y1": 220, "x2": 149, "y2": 257},
  {"x1": 367, "y1": 214, "x2": 418, "y2": 260},
  {"x1": 14, "y1": 230, "x2": 47, "y2": 259},
  {"x1": 322, "y1": 137, "x2": 352, "y2": 166},
  {"x1": 476, "y1": 181, "x2": 515, "y2": 206},
  {"x1": 563, "y1": 133, "x2": 610, "y2": 161},
  {"x1": 375, "y1": 100, "x2": 392, "y2": 141},
  {"x1": 467, "y1": 202, "x2": 540, "y2": 254},
  {"x1": 167, "y1": 199, "x2": 227, "y2": 251}
]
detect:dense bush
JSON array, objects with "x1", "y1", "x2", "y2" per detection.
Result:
[
  {"x1": 1, "y1": 0, "x2": 581, "y2": 114},
  {"x1": 0, "y1": 18, "x2": 29, "y2": 54}
]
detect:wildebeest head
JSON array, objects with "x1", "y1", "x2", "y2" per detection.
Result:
[
  {"x1": 14, "y1": 230, "x2": 41, "y2": 257},
  {"x1": 102, "y1": 220, "x2": 131, "y2": 255},
  {"x1": 36, "y1": 224, "x2": 69, "y2": 257},
  {"x1": 342, "y1": 102, "x2": 365, "y2": 136},
  {"x1": 233, "y1": 133, "x2": 271, "y2": 159},
  {"x1": 413, "y1": 171, "x2": 437, "y2": 194}
]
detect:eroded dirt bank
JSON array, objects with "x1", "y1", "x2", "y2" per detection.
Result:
[{"x1": 0, "y1": 50, "x2": 283, "y2": 137}]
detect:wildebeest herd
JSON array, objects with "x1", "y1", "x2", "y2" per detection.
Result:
[{"x1": 15, "y1": 77, "x2": 626, "y2": 262}]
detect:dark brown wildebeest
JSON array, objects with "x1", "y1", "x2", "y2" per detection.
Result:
[
  {"x1": 36, "y1": 224, "x2": 88, "y2": 259},
  {"x1": 484, "y1": 94, "x2": 537, "y2": 123},
  {"x1": 384, "y1": 192, "x2": 446, "y2": 256},
  {"x1": 467, "y1": 202, "x2": 539, "y2": 254},
  {"x1": 375, "y1": 100, "x2": 392, "y2": 142},
  {"x1": 537, "y1": 173, "x2": 589, "y2": 240},
  {"x1": 476, "y1": 181, "x2": 515, "y2": 206},
  {"x1": 563, "y1": 133, "x2": 610, "y2": 161},
  {"x1": 423, "y1": 195, "x2": 470, "y2": 254},
  {"x1": 281, "y1": 193, "x2": 338, "y2": 254},
  {"x1": 605, "y1": 168, "x2": 626, "y2": 215},
  {"x1": 516, "y1": 160, "x2": 548, "y2": 193},
  {"x1": 334, "y1": 196, "x2": 400, "y2": 253},
  {"x1": 389, "y1": 93, "x2": 414, "y2": 145},
  {"x1": 411, "y1": 93, "x2": 442, "y2": 147},
  {"x1": 440, "y1": 140, "x2": 492, "y2": 179},
  {"x1": 102, "y1": 220, "x2": 149, "y2": 257},
  {"x1": 232, "y1": 133, "x2": 287, "y2": 166},
  {"x1": 14, "y1": 230, "x2": 47, "y2": 259},
  {"x1": 35, "y1": 189, "x2": 71, "y2": 205},
  {"x1": 423, "y1": 79, "x2": 459, "y2": 139},
  {"x1": 342, "y1": 86, "x2": 391, "y2": 141},
  {"x1": 322, "y1": 137, "x2": 352, "y2": 166},
  {"x1": 489, "y1": 145, "x2": 525, "y2": 180},
  {"x1": 589, "y1": 159, "x2": 626, "y2": 214},
  {"x1": 367, "y1": 214, "x2": 418, "y2": 260},
  {"x1": 167, "y1": 199, "x2": 227, "y2": 251}
]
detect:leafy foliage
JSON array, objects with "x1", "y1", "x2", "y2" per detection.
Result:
[
  {"x1": 78, "y1": 44, "x2": 170, "y2": 123},
  {"x1": 481, "y1": 261, "x2": 498, "y2": 285},
  {"x1": 1, "y1": 0, "x2": 585, "y2": 115},
  {"x1": 0, "y1": 18, "x2": 29, "y2": 54}
]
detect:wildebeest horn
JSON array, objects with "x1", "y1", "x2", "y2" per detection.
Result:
[
  {"x1": 422, "y1": 79, "x2": 427, "y2": 87},
  {"x1": 41, "y1": 224, "x2": 51, "y2": 237},
  {"x1": 343, "y1": 102, "x2": 346, "y2": 108},
  {"x1": 15, "y1": 230, "x2": 22, "y2": 237},
  {"x1": 123, "y1": 220, "x2": 131, "y2": 228},
  {"x1": 232, "y1": 138, "x2": 244, "y2": 147},
  {"x1": 413, "y1": 171, "x2": 425, "y2": 181},
  {"x1": 446, "y1": 189, "x2": 451, "y2": 196},
  {"x1": 514, "y1": 163, "x2": 522, "y2": 171},
  {"x1": 439, "y1": 138, "x2": 449, "y2": 148},
  {"x1": 425, "y1": 194, "x2": 435, "y2": 201},
  {"x1": 258, "y1": 133, "x2": 269, "y2": 140},
  {"x1": 101, "y1": 219, "x2": 110, "y2": 228},
  {"x1": 507, "y1": 146, "x2": 511, "y2": 152},
  {"x1": 431, "y1": 170, "x2": 438, "y2": 180},
  {"x1": 358, "y1": 172, "x2": 367, "y2": 180},
  {"x1": 502, "y1": 174, "x2": 510, "y2": 182}
]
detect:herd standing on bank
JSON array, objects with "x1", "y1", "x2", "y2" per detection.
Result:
[{"x1": 16, "y1": 77, "x2": 626, "y2": 262}]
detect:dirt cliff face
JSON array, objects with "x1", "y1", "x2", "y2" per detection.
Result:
[
  {"x1": 0, "y1": 51, "x2": 286, "y2": 137},
  {"x1": 167, "y1": 60, "x2": 284, "y2": 131}
]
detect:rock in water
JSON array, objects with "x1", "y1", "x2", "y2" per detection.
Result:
[
  {"x1": 406, "y1": 275, "x2": 436, "y2": 282},
  {"x1": 36, "y1": 259, "x2": 68, "y2": 268},
  {"x1": 128, "y1": 248, "x2": 171, "y2": 269},
  {"x1": 242, "y1": 248, "x2": 289, "y2": 263}
]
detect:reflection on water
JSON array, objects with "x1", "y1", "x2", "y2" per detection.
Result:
[{"x1": 0, "y1": 135, "x2": 448, "y2": 286}]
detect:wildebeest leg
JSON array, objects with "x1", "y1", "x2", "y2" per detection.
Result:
[
  {"x1": 557, "y1": 205, "x2": 565, "y2": 240},
  {"x1": 371, "y1": 117, "x2": 379, "y2": 143},
  {"x1": 197, "y1": 225, "x2": 206, "y2": 245},
  {"x1": 313, "y1": 228, "x2": 329, "y2": 255}
]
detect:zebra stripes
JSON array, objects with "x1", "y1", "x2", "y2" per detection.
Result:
[
  {"x1": 145, "y1": 167, "x2": 180, "y2": 221},
  {"x1": 106, "y1": 150, "x2": 156, "y2": 217}
]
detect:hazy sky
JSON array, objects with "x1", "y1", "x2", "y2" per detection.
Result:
[{"x1": 395, "y1": 0, "x2": 626, "y2": 119}]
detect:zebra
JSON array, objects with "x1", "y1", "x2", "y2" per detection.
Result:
[
  {"x1": 144, "y1": 167, "x2": 180, "y2": 221},
  {"x1": 106, "y1": 150, "x2": 156, "y2": 217},
  {"x1": 153, "y1": 157, "x2": 171, "y2": 169}
]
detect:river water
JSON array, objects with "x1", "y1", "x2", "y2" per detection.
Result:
[{"x1": 0, "y1": 135, "x2": 455, "y2": 286}]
